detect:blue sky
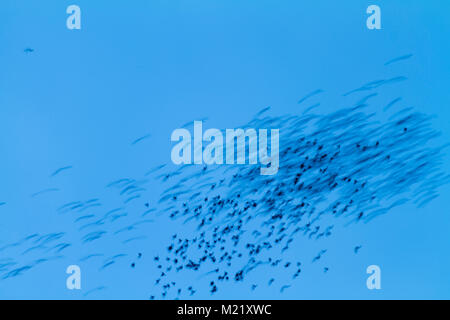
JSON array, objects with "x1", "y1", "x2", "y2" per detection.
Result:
[{"x1": 0, "y1": 0, "x2": 449, "y2": 299}]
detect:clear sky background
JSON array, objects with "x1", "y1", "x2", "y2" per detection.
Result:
[{"x1": 0, "y1": 0, "x2": 449, "y2": 299}]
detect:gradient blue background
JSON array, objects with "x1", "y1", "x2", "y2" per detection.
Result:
[{"x1": 0, "y1": 0, "x2": 449, "y2": 299}]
